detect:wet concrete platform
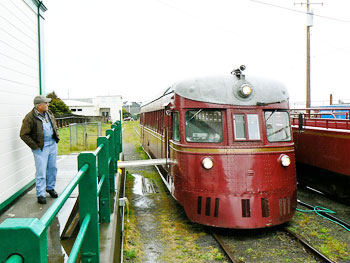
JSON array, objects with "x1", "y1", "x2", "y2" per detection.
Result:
[{"x1": 0, "y1": 154, "x2": 120, "y2": 263}]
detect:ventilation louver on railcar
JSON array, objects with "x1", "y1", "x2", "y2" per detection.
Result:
[{"x1": 197, "y1": 196, "x2": 220, "y2": 218}]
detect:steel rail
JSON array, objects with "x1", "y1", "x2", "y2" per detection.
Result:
[
  {"x1": 284, "y1": 227, "x2": 336, "y2": 263},
  {"x1": 297, "y1": 200, "x2": 350, "y2": 230},
  {"x1": 210, "y1": 230, "x2": 238, "y2": 263}
]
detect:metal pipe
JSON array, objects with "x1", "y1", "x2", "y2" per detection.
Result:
[
  {"x1": 40, "y1": 164, "x2": 89, "y2": 227},
  {"x1": 67, "y1": 214, "x2": 91, "y2": 263},
  {"x1": 118, "y1": 158, "x2": 168, "y2": 168},
  {"x1": 97, "y1": 174, "x2": 106, "y2": 196},
  {"x1": 5, "y1": 255, "x2": 23, "y2": 263}
]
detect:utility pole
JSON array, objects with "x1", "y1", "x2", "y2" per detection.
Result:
[
  {"x1": 295, "y1": 1, "x2": 323, "y2": 108},
  {"x1": 306, "y1": 0, "x2": 311, "y2": 108}
]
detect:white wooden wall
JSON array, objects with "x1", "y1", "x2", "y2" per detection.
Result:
[{"x1": 0, "y1": 0, "x2": 40, "y2": 205}]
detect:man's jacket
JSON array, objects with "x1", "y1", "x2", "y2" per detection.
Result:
[{"x1": 20, "y1": 108, "x2": 60, "y2": 150}]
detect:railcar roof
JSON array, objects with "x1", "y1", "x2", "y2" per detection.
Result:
[
  {"x1": 173, "y1": 74, "x2": 289, "y2": 106},
  {"x1": 141, "y1": 74, "x2": 289, "y2": 112}
]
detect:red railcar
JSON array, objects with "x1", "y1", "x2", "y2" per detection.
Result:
[
  {"x1": 140, "y1": 67, "x2": 297, "y2": 228},
  {"x1": 291, "y1": 108, "x2": 350, "y2": 198}
]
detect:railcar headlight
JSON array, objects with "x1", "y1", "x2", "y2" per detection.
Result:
[
  {"x1": 202, "y1": 157, "x2": 214, "y2": 170},
  {"x1": 280, "y1": 155, "x2": 291, "y2": 167},
  {"x1": 239, "y1": 84, "x2": 253, "y2": 97}
]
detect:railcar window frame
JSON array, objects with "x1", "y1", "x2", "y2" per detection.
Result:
[
  {"x1": 264, "y1": 110, "x2": 292, "y2": 142},
  {"x1": 185, "y1": 109, "x2": 223, "y2": 143},
  {"x1": 233, "y1": 112, "x2": 261, "y2": 141},
  {"x1": 233, "y1": 114, "x2": 247, "y2": 140},
  {"x1": 173, "y1": 111, "x2": 180, "y2": 141}
]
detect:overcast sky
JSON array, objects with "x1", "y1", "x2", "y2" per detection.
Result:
[{"x1": 44, "y1": 0, "x2": 350, "y2": 107}]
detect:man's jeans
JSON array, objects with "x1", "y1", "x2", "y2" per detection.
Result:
[{"x1": 32, "y1": 141, "x2": 57, "y2": 197}]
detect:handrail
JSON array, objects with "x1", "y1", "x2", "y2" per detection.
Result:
[
  {"x1": 5, "y1": 255, "x2": 23, "y2": 263},
  {"x1": 41, "y1": 164, "x2": 89, "y2": 227},
  {"x1": 0, "y1": 120, "x2": 124, "y2": 263},
  {"x1": 97, "y1": 174, "x2": 106, "y2": 196},
  {"x1": 67, "y1": 214, "x2": 91, "y2": 263},
  {"x1": 292, "y1": 107, "x2": 350, "y2": 111},
  {"x1": 93, "y1": 143, "x2": 104, "y2": 156}
]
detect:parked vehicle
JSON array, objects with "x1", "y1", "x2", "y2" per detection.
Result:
[
  {"x1": 140, "y1": 67, "x2": 297, "y2": 228},
  {"x1": 123, "y1": 117, "x2": 134, "y2": 121},
  {"x1": 291, "y1": 107, "x2": 350, "y2": 198}
]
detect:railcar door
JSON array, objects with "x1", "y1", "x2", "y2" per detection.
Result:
[{"x1": 164, "y1": 109, "x2": 172, "y2": 172}]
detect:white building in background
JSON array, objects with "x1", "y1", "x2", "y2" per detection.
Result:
[
  {"x1": 0, "y1": 1, "x2": 47, "y2": 210},
  {"x1": 64, "y1": 99, "x2": 97, "y2": 116},
  {"x1": 63, "y1": 95, "x2": 123, "y2": 122},
  {"x1": 95, "y1": 95, "x2": 123, "y2": 122}
]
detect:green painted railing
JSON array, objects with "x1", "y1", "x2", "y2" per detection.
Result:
[{"x1": 0, "y1": 120, "x2": 123, "y2": 263}]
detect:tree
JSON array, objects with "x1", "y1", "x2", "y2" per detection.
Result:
[{"x1": 46, "y1": 92, "x2": 71, "y2": 116}]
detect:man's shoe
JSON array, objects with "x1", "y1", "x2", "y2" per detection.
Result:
[
  {"x1": 46, "y1": 189, "x2": 58, "y2": 198},
  {"x1": 37, "y1": 196, "x2": 46, "y2": 204}
]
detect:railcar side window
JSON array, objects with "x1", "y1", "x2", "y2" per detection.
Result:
[
  {"x1": 247, "y1": 114, "x2": 260, "y2": 140},
  {"x1": 173, "y1": 112, "x2": 180, "y2": 141},
  {"x1": 234, "y1": 115, "x2": 246, "y2": 139},
  {"x1": 264, "y1": 111, "x2": 291, "y2": 142},
  {"x1": 185, "y1": 110, "x2": 223, "y2": 143}
]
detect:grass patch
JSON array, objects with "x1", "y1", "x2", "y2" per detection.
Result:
[
  {"x1": 288, "y1": 208, "x2": 350, "y2": 262},
  {"x1": 124, "y1": 249, "x2": 137, "y2": 260},
  {"x1": 58, "y1": 122, "x2": 112, "y2": 155}
]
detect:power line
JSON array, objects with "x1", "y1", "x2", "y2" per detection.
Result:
[{"x1": 248, "y1": 0, "x2": 350, "y2": 23}]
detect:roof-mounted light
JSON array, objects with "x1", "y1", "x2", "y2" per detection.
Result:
[{"x1": 239, "y1": 84, "x2": 253, "y2": 98}]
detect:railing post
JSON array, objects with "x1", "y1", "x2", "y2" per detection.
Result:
[
  {"x1": 97, "y1": 137, "x2": 111, "y2": 223},
  {"x1": 117, "y1": 120, "x2": 123, "y2": 153},
  {"x1": 106, "y1": 129, "x2": 116, "y2": 192},
  {"x1": 298, "y1": 113, "x2": 303, "y2": 131},
  {"x1": 78, "y1": 152, "x2": 100, "y2": 263},
  {"x1": 111, "y1": 124, "x2": 119, "y2": 161},
  {"x1": 0, "y1": 218, "x2": 47, "y2": 263}
]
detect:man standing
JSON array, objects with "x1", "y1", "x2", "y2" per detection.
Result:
[{"x1": 20, "y1": 95, "x2": 60, "y2": 204}]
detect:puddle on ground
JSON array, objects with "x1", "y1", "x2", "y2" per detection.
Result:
[
  {"x1": 132, "y1": 174, "x2": 156, "y2": 195},
  {"x1": 130, "y1": 173, "x2": 163, "y2": 262}
]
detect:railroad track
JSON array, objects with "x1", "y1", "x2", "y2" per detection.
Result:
[
  {"x1": 283, "y1": 227, "x2": 336, "y2": 263},
  {"x1": 210, "y1": 226, "x2": 336, "y2": 263},
  {"x1": 300, "y1": 185, "x2": 350, "y2": 205},
  {"x1": 210, "y1": 230, "x2": 238, "y2": 263}
]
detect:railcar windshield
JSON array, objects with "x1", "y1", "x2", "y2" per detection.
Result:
[
  {"x1": 264, "y1": 110, "x2": 291, "y2": 142},
  {"x1": 185, "y1": 109, "x2": 223, "y2": 143}
]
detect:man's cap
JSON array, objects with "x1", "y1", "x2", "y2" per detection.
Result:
[{"x1": 34, "y1": 95, "x2": 52, "y2": 105}]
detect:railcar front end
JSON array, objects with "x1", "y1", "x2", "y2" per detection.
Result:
[{"x1": 170, "y1": 103, "x2": 297, "y2": 229}]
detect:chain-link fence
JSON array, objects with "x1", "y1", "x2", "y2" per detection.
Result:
[{"x1": 70, "y1": 122, "x2": 102, "y2": 151}]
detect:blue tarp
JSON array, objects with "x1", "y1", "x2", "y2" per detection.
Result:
[{"x1": 320, "y1": 105, "x2": 350, "y2": 119}]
